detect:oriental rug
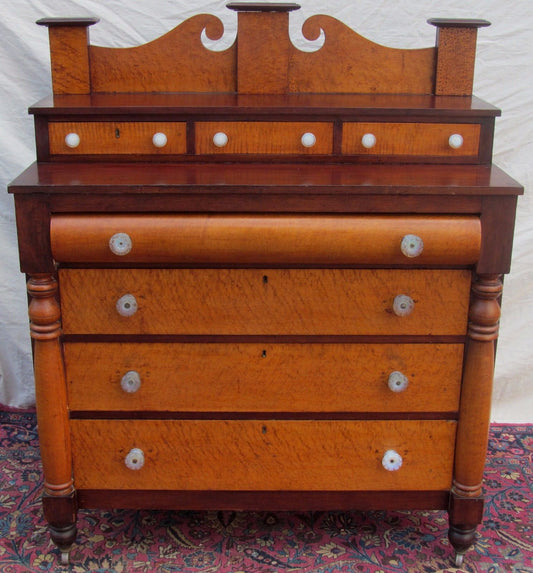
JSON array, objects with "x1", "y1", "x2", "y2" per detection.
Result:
[{"x1": 0, "y1": 411, "x2": 531, "y2": 573}]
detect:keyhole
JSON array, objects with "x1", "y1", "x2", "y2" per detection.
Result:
[
  {"x1": 261, "y1": 350, "x2": 267, "y2": 358},
  {"x1": 263, "y1": 275, "x2": 268, "y2": 284},
  {"x1": 115, "y1": 128, "x2": 120, "y2": 138}
]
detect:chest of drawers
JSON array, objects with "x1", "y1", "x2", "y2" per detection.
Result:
[{"x1": 8, "y1": 3, "x2": 523, "y2": 567}]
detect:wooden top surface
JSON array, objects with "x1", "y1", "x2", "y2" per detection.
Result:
[
  {"x1": 9, "y1": 163, "x2": 523, "y2": 196},
  {"x1": 29, "y1": 94, "x2": 501, "y2": 118}
]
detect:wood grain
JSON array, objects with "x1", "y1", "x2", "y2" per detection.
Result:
[
  {"x1": 64, "y1": 342, "x2": 463, "y2": 412},
  {"x1": 195, "y1": 121, "x2": 333, "y2": 154},
  {"x1": 50, "y1": 214, "x2": 481, "y2": 265},
  {"x1": 46, "y1": 27, "x2": 91, "y2": 94},
  {"x1": 342, "y1": 123, "x2": 480, "y2": 157},
  {"x1": 49, "y1": 122, "x2": 187, "y2": 155},
  {"x1": 434, "y1": 27, "x2": 478, "y2": 96},
  {"x1": 58, "y1": 268, "x2": 472, "y2": 336},
  {"x1": 89, "y1": 15, "x2": 236, "y2": 93},
  {"x1": 70, "y1": 419, "x2": 457, "y2": 490},
  {"x1": 289, "y1": 15, "x2": 435, "y2": 94}
]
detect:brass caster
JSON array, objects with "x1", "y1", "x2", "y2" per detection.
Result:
[
  {"x1": 60, "y1": 550, "x2": 71, "y2": 566},
  {"x1": 454, "y1": 552, "x2": 465, "y2": 567}
]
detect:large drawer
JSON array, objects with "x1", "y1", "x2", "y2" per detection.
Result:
[
  {"x1": 195, "y1": 121, "x2": 333, "y2": 154},
  {"x1": 70, "y1": 419, "x2": 457, "y2": 491},
  {"x1": 342, "y1": 122, "x2": 480, "y2": 158},
  {"x1": 49, "y1": 121, "x2": 187, "y2": 155},
  {"x1": 58, "y1": 268, "x2": 472, "y2": 335},
  {"x1": 50, "y1": 214, "x2": 481, "y2": 265},
  {"x1": 65, "y1": 342, "x2": 463, "y2": 413}
]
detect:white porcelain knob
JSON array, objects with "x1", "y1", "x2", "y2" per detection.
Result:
[
  {"x1": 382, "y1": 449, "x2": 403, "y2": 471},
  {"x1": 125, "y1": 448, "x2": 144, "y2": 470},
  {"x1": 361, "y1": 133, "x2": 377, "y2": 149},
  {"x1": 213, "y1": 132, "x2": 228, "y2": 147},
  {"x1": 120, "y1": 370, "x2": 141, "y2": 393},
  {"x1": 400, "y1": 234, "x2": 424, "y2": 258},
  {"x1": 388, "y1": 371, "x2": 409, "y2": 393},
  {"x1": 152, "y1": 132, "x2": 168, "y2": 148},
  {"x1": 109, "y1": 232, "x2": 132, "y2": 256},
  {"x1": 448, "y1": 134, "x2": 464, "y2": 149},
  {"x1": 65, "y1": 133, "x2": 80, "y2": 148},
  {"x1": 393, "y1": 294, "x2": 414, "y2": 317},
  {"x1": 116, "y1": 294, "x2": 138, "y2": 317},
  {"x1": 301, "y1": 132, "x2": 316, "y2": 148}
]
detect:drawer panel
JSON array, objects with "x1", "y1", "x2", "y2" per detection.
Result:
[
  {"x1": 342, "y1": 122, "x2": 480, "y2": 157},
  {"x1": 71, "y1": 419, "x2": 456, "y2": 491},
  {"x1": 195, "y1": 122, "x2": 333, "y2": 154},
  {"x1": 65, "y1": 343, "x2": 463, "y2": 412},
  {"x1": 49, "y1": 122, "x2": 187, "y2": 155},
  {"x1": 59, "y1": 268, "x2": 472, "y2": 335},
  {"x1": 50, "y1": 214, "x2": 481, "y2": 265}
]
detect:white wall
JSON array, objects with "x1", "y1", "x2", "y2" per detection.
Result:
[{"x1": 1, "y1": 0, "x2": 531, "y2": 421}]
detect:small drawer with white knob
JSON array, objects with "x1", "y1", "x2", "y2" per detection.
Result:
[
  {"x1": 70, "y1": 419, "x2": 457, "y2": 491},
  {"x1": 58, "y1": 268, "x2": 472, "y2": 336},
  {"x1": 342, "y1": 122, "x2": 480, "y2": 159},
  {"x1": 64, "y1": 342, "x2": 463, "y2": 413},
  {"x1": 194, "y1": 121, "x2": 333, "y2": 154},
  {"x1": 48, "y1": 121, "x2": 187, "y2": 155}
]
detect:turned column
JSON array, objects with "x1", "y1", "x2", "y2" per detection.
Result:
[
  {"x1": 448, "y1": 274, "x2": 502, "y2": 565},
  {"x1": 28, "y1": 274, "x2": 77, "y2": 564}
]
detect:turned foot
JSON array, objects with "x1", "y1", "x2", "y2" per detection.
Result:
[
  {"x1": 448, "y1": 525, "x2": 476, "y2": 566},
  {"x1": 42, "y1": 490, "x2": 78, "y2": 563}
]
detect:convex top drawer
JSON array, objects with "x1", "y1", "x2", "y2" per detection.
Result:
[{"x1": 50, "y1": 214, "x2": 481, "y2": 266}]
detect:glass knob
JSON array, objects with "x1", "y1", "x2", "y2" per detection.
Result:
[
  {"x1": 301, "y1": 132, "x2": 316, "y2": 148},
  {"x1": 448, "y1": 134, "x2": 464, "y2": 149},
  {"x1": 125, "y1": 448, "x2": 145, "y2": 470},
  {"x1": 121, "y1": 370, "x2": 141, "y2": 393},
  {"x1": 213, "y1": 132, "x2": 228, "y2": 147},
  {"x1": 109, "y1": 232, "x2": 132, "y2": 256},
  {"x1": 152, "y1": 132, "x2": 168, "y2": 148},
  {"x1": 382, "y1": 449, "x2": 403, "y2": 471},
  {"x1": 393, "y1": 294, "x2": 414, "y2": 317},
  {"x1": 400, "y1": 234, "x2": 424, "y2": 258},
  {"x1": 116, "y1": 294, "x2": 138, "y2": 317},
  {"x1": 65, "y1": 132, "x2": 80, "y2": 148},
  {"x1": 361, "y1": 133, "x2": 377, "y2": 149},
  {"x1": 388, "y1": 371, "x2": 409, "y2": 393}
]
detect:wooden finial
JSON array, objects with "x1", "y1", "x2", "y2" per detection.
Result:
[
  {"x1": 428, "y1": 19, "x2": 490, "y2": 96},
  {"x1": 37, "y1": 17, "x2": 99, "y2": 94}
]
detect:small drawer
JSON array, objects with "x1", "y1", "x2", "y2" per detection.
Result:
[
  {"x1": 59, "y1": 268, "x2": 472, "y2": 336},
  {"x1": 342, "y1": 122, "x2": 480, "y2": 158},
  {"x1": 195, "y1": 121, "x2": 333, "y2": 154},
  {"x1": 50, "y1": 214, "x2": 481, "y2": 265},
  {"x1": 48, "y1": 121, "x2": 187, "y2": 155},
  {"x1": 71, "y1": 419, "x2": 456, "y2": 491},
  {"x1": 65, "y1": 342, "x2": 463, "y2": 413}
]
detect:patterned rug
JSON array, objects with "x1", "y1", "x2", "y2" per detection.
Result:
[{"x1": 0, "y1": 411, "x2": 531, "y2": 573}]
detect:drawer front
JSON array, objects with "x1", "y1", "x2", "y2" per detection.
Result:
[
  {"x1": 71, "y1": 419, "x2": 457, "y2": 491},
  {"x1": 342, "y1": 122, "x2": 480, "y2": 157},
  {"x1": 59, "y1": 268, "x2": 472, "y2": 335},
  {"x1": 195, "y1": 122, "x2": 333, "y2": 154},
  {"x1": 65, "y1": 343, "x2": 463, "y2": 413},
  {"x1": 50, "y1": 214, "x2": 481, "y2": 265},
  {"x1": 49, "y1": 121, "x2": 187, "y2": 155}
]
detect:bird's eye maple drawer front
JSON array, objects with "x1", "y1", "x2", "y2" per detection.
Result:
[
  {"x1": 64, "y1": 342, "x2": 463, "y2": 413},
  {"x1": 342, "y1": 122, "x2": 481, "y2": 159},
  {"x1": 50, "y1": 214, "x2": 481, "y2": 265},
  {"x1": 48, "y1": 121, "x2": 187, "y2": 155},
  {"x1": 194, "y1": 122, "x2": 333, "y2": 154},
  {"x1": 70, "y1": 419, "x2": 457, "y2": 491},
  {"x1": 58, "y1": 268, "x2": 472, "y2": 336}
]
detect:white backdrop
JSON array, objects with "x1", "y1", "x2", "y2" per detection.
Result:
[{"x1": 1, "y1": 0, "x2": 531, "y2": 421}]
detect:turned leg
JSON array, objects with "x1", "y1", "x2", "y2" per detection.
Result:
[
  {"x1": 28, "y1": 275, "x2": 77, "y2": 564},
  {"x1": 449, "y1": 274, "x2": 501, "y2": 565}
]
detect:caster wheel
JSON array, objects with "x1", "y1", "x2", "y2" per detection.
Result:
[
  {"x1": 60, "y1": 551, "x2": 71, "y2": 565},
  {"x1": 454, "y1": 552, "x2": 465, "y2": 567}
]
